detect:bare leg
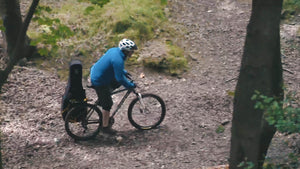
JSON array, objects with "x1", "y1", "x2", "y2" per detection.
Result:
[
  {"x1": 102, "y1": 110, "x2": 110, "y2": 127},
  {"x1": 101, "y1": 109, "x2": 117, "y2": 135}
]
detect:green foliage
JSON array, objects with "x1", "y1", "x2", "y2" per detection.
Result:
[
  {"x1": 215, "y1": 125, "x2": 225, "y2": 134},
  {"x1": 283, "y1": 0, "x2": 300, "y2": 12},
  {"x1": 238, "y1": 161, "x2": 255, "y2": 169},
  {"x1": 264, "y1": 153, "x2": 300, "y2": 168},
  {"x1": 287, "y1": 153, "x2": 300, "y2": 168},
  {"x1": 0, "y1": 19, "x2": 5, "y2": 31},
  {"x1": 30, "y1": 5, "x2": 74, "y2": 57},
  {"x1": 252, "y1": 91, "x2": 300, "y2": 134},
  {"x1": 252, "y1": 90, "x2": 300, "y2": 169},
  {"x1": 282, "y1": 0, "x2": 300, "y2": 19}
]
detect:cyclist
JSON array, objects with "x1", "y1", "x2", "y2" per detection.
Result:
[{"x1": 90, "y1": 38, "x2": 137, "y2": 135}]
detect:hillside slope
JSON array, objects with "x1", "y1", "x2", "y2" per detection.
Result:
[{"x1": 1, "y1": 0, "x2": 299, "y2": 168}]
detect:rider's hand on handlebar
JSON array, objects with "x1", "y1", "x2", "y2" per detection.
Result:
[
  {"x1": 132, "y1": 83, "x2": 137, "y2": 88},
  {"x1": 126, "y1": 72, "x2": 132, "y2": 77},
  {"x1": 125, "y1": 72, "x2": 132, "y2": 80}
]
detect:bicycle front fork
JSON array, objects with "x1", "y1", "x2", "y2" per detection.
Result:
[{"x1": 137, "y1": 93, "x2": 146, "y2": 112}]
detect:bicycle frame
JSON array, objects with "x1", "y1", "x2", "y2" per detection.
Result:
[
  {"x1": 110, "y1": 88, "x2": 133, "y2": 117},
  {"x1": 88, "y1": 74, "x2": 146, "y2": 119},
  {"x1": 93, "y1": 87, "x2": 142, "y2": 118},
  {"x1": 65, "y1": 83, "x2": 165, "y2": 140}
]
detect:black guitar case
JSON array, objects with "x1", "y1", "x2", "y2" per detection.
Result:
[{"x1": 61, "y1": 60, "x2": 86, "y2": 120}]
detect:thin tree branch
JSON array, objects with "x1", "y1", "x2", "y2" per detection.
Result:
[
  {"x1": 0, "y1": 0, "x2": 40, "y2": 92},
  {"x1": 14, "y1": 0, "x2": 39, "y2": 59},
  {"x1": 283, "y1": 68, "x2": 294, "y2": 74}
]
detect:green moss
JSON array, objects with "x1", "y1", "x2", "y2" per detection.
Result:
[
  {"x1": 167, "y1": 41, "x2": 184, "y2": 58},
  {"x1": 166, "y1": 41, "x2": 187, "y2": 75},
  {"x1": 142, "y1": 40, "x2": 188, "y2": 76},
  {"x1": 166, "y1": 56, "x2": 188, "y2": 76}
]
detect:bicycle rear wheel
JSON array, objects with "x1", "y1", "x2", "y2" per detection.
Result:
[
  {"x1": 128, "y1": 94, "x2": 166, "y2": 130},
  {"x1": 65, "y1": 103, "x2": 102, "y2": 141}
]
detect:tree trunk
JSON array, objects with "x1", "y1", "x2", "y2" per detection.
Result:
[
  {"x1": 0, "y1": 0, "x2": 6, "y2": 17},
  {"x1": 0, "y1": 0, "x2": 39, "y2": 92},
  {"x1": 0, "y1": 1, "x2": 39, "y2": 168},
  {"x1": 2, "y1": 0, "x2": 23, "y2": 56},
  {"x1": 229, "y1": 0, "x2": 283, "y2": 169}
]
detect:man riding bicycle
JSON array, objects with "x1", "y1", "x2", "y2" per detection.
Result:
[{"x1": 90, "y1": 39, "x2": 137, "y2": 135}]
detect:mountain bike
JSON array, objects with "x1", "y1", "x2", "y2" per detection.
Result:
[{"x1": 64, "y1": 75, "x2": 166, "y2": 141}]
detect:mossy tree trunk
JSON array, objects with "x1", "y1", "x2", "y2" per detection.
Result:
[{"x1": 229, "y1": 0, "x2": 283, "y2": 168}]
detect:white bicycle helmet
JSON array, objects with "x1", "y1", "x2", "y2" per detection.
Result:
[{"x1": 119, "y1": 39, "x2": 138, "y2": 51}]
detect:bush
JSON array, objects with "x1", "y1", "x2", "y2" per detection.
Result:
[
  {"x1": 29, "y1": 5, "x2": 74, "y2": 57},
  {"x1": 252, "y1": 91, "x2": 300, "y2": 134},
  {"x1": 238, "y1": 89, "x2": 300, "y2": 169}
]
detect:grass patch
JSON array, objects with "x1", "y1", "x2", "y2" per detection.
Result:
[
  {"x1": 24, "y1": 0, "x2": 185, "y2": 80},
  {"x1": 100, "y1": 0, "x2": 168, "y2": 46}
]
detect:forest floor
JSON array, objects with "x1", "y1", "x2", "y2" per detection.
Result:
[{"x1": 0, "y1": 0, "x2": 299, "y2": 168}]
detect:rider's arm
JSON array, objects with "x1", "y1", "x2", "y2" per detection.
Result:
[{"x1": 113, "y1": 59, "x2": 135, "y2": 88}]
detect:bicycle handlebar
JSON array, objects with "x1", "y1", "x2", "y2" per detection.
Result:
[
  {"x1": 125, "y1": 72, "x2": 132, "y2": 80},
  {"x1": 125, "y1": 72, "x2": 137, "y2": 88}
]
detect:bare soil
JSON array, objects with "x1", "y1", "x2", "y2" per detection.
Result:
[{"x1": 1, "y1": 0, "x2": 299, "y2": 168}]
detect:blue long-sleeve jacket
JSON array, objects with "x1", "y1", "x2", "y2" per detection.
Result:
[{"x1": 90, "y1": 47, "x2": 135, "y2": 88}]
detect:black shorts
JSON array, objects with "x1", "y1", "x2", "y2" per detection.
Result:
[{"x1": 95, "y1": 80, "x2": 120, "y2": 111}]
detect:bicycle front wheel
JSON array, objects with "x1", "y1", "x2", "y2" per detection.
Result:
[
  {"x1": 128, "y1": 94, "x2": 166, "y2": 130},
  {"x1": 65, "y1": 103, "x2": 102, "y2": 141}
]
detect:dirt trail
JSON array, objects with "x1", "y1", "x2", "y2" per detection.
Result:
[{"x1": 1, "y1": 0, "x2": 299, "y2": 168}]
